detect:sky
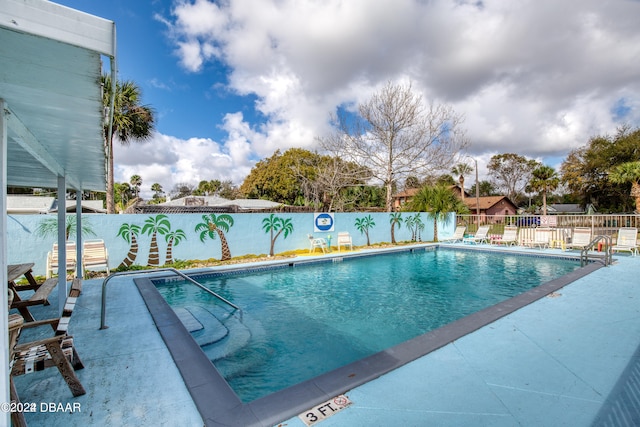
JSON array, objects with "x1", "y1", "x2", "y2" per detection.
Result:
[{"x1": 53, "y1": 0, "x2": 640, "y2": 199}]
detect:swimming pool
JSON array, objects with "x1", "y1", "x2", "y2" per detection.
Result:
[{"x1": 152, "y1": 246, "x2": 582, "y2": 403}]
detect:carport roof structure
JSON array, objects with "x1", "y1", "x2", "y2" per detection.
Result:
[{"x1": 1, "y1": 0, "x2": 116, "y2": 421}]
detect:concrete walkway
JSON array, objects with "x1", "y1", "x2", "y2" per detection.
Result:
[{"x1": 11, "y1": 249, "x2": 640, "y2": 426}]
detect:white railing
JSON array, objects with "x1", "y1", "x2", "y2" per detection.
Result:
[{"x1": 456, "y1": 214, "x2": 640, "y2": 246}]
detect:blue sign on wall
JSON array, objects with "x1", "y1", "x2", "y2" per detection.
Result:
[{"x1": 314, "y1": 213, "x2": 334, "y2": 232}]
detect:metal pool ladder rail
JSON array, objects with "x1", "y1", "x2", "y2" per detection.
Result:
[
  {"x1": 580, "y1": 235, "x2": 613, "y2": 267},
  {"x1": 100, "y1": 268, "x2": 241, "y2": 330}
]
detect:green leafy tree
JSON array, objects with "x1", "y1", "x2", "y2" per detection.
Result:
[
  {"x1": 240, "y1": 148, "x2": 318, "y2": 204},
  {"x1": 451, "y1": 163, "x2": 474, "y2": 201},
  {"x1": 35, "y1": 215, "x2": 96, "y2": 241},
  {"x1": 609, "y1": 161, "x2": 640, "y2": 212},
  {"x1": 195, "y1": 214, "x2": 235, "y2": 261},
  {"x1": 561, "y1": 126, "x2": 640, "y2": 211},
  {"x1": 529, "y1": 165, "x2": 560, "y2": 215},
  {"x1": 164, "y1": 229, "x2": 187, "y2": 265},
  {"x1": 142, "y1": 215, "x2": 171, "y2": 266},
  {"x1": 389, "y1": 212, "x2": 403, "y2": 244},
  {"x1": 470, "y1": 180, "x2": 497, "y2": 197},
  {"x1": 408, "y1": 184, "x2": 469, "y2": 241},
  {"x1": 117, "y1": 223, "x2": 141, "y2": 268},
  {"x1": 261, "y1": 214, "x2": 294, "y2": 256},
  {"x1": 102, "y1": 75, "x2": 156, "y2": 214},
  {"x1": 193, "y1": 179, "x2": 222, "y2": 196},
  {"x1": 354, "y1": 215, "x2": 376, "y2": 246}
]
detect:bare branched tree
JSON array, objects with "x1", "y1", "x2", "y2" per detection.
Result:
[
  {"x1": 319, "y1": 81, "x2": 468, "y2": 211},
  {"x1": 291, "y1": 154, "x2": 370, "y2": 212}
]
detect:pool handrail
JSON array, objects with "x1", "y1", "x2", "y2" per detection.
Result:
[
  {"x1": 580, "y1": 235, "x2": 612, "y2": 267},
  {"x1": 100, "y1": 268, "x2": 241, "y2": 330}
]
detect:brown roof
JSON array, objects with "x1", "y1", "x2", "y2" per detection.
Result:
[
  {"x1": 393, "y1": 188, "x2": 420, "y2": 198},
  {"x1": 463, "y1": 196, "x2": 515, "y2": 210}
]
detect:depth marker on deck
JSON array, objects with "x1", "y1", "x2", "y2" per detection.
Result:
[{"x1": 299, "y1": 394, "x2": 352, "y2": 426}]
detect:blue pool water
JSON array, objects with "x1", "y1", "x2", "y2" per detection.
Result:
[{"x1": 154, "y1": 248, "x2": 580, "y2": 402}]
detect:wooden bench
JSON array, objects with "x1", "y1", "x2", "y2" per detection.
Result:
[
  {"x1": 82, "y1": 239, "x2": 110, "y2": 277},
  {"x1": 10, "y1": 278, "x2": 58, "y2": 322}
]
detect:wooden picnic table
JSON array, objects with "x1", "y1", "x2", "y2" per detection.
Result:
[
  {"x1": 7, "y1": 263, "x2": 39, "y2": 288},
  {"x1": 8, "y1": 263, "x2": 58, "y2": 322}
]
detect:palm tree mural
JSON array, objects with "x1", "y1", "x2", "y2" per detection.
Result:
[
  {"x1": 117, "y1": 223, "x2": 141, "y2": 268},
  {"x1": 164, "y1": 229, "x2": 187, "y2": 265},
  {"x1": 609, "y1": 161, "x2": 640, "y2": 213},
  {"x1": 36, "y1": 215, "x2": 96, "y2": 241},
  {"x1": 355, "y1": 215, "x2": 376, "y2": 246},
  {"x1": 142, "y1": 215, "x2": 171, "y2": 266},
  {"x1": 404, "y1": 213, "x2": 424, "y2": 242},
  {"x1": 195, "y1": 214, "x2": 234, "y2": 261},
  {"x1": 408, "y1": 184, "x2": 468, "y2": 241},
  {"x1": 262, "y1": 214, "x2": 294, "y2": 256},
  {"x1": 102, "y1": 75, "x2": 156, "y2": 214},
  {"x1": 389, "y1": 212, "x2": 403, "y2": 244}
]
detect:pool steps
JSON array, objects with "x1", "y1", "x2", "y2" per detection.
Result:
[{"x1": 174, "y1": 303, "x2": 269, "y2": 380}]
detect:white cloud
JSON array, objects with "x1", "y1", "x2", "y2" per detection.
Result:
[
  {"x1": 113, "y1": 132, "x2": 251, "y2": 199},
  {"x1": 151, "y1": 0, "x2": 640, "y2": 190}
]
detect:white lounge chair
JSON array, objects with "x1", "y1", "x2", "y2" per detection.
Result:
[
  {"x1": 46, "y1": 242, "x2": 77, "y2": 279},
  {"x1": 566, "y1": 228, "x2": 592, "y2": 251},
  {"x1": 463, "y1": 225, "x2": 491, "y2": 244},
  {"x1": 337, "y1": 232, "x2": 353, "y2": 251},
  {"x1": 307, "y1": 234, "x2": 328, "y2": 254},
  {"x1": 82, "y1": 239, "x2": 110, "y2": 277},
  {"x1": 524, "y1": 228, "x2": 551, "y2": 249},
  {"x1": 496, "y1": 226, "x2": 518, "y2": 246},
  {"x1": 440, "y1": 226, "x2": 466, "y2": 243},
  {"x1": 611, "y1": 228, "x2": 639, "y2": 256}
]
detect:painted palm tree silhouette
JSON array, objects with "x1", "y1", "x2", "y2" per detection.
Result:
[
  {"x1": 354, "y1": 215, "x2": 376, "y2": 246},
  {"x1": 116, "y1": 223, "x2": 141, "y2": 268},
  {"x1": 389, "y1": 212, "x2": 403, "y2": 244},
  {"x1": 164, "y1": 228, "x2": 186, "y2": 265},
  {"x1": 142, "y1": 215, "x2": 171, "y2": 266},
  {"x1": 195, "y1": 214, "x2": 234, "y2": 261},
  {"x1": 262, "y1": 214, "x2": 294, "y2": 256}
]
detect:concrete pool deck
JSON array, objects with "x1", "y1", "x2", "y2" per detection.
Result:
[{"x1": 11, "y1": 245, "x2": 640, "y2": 426}]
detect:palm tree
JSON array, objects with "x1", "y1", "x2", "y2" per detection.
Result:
[
  {"x1": 354, "y1": 215, "x2": 376, "y2": 246},
  {"x1": 151, "y1": 182, "x2": 163, "y2": 197},
  {"x1": 103, "y1": 75, "x2": 155, "y2": 214},
  {"x1": 609, "y1": 161, "x2": 640, "y2": 212},
  {"x1": 142, "y1": 215, "x2": 171, "y2": 266},
  {"x1": 117, "y1": 223, "x2": 141, "y2": 268},
  {"x1": 389, "y1": 212, "x2": 403, "y2": 244},
  {"x1": 529, "y1": 165, "x2": 560, "y2": 215},
  {"x1": 164, "y1": 229, "x2": 187, "y2": 265},
  {"x1": 408, "y1": 184, "x2": 469, "y2": 241},
  {"x1": 195, "y1": 214, "x2": 235, "y2": 261},
  {"x1": 451, "y1": 163, "x2": 474, "y2": 201},
  {"x1": 130, "y1": 175, "x2": 142, "y2": 199},
  {"x1": 262, "y1": 214, "x2": 294, "y2": 256},
  {"x1": 35, "y1": 215, "x2": 96, "y2": 241}
]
